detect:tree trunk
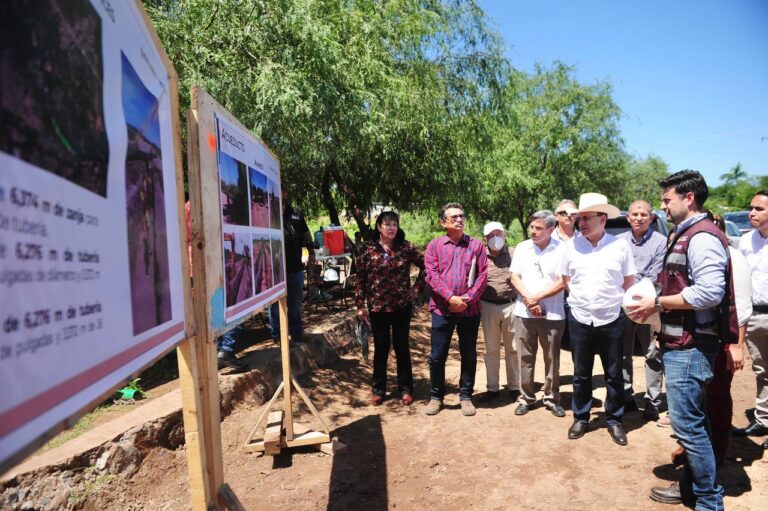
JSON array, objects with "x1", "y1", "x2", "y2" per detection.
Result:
[
  {"x1": 321, "y1": 163, "x2": 341, "y2": 226},
  {"x1": 329, "y1": 166, "x2": 372, "y2": 239}
]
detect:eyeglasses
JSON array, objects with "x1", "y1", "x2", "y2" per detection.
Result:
[
  {"x1": 381, "y1": 222, "x2": 398, "y2": 229},
  {"x1": 445, "y1": 214, "x2": 465, "y2": 221},
  {"x1": 556, "y1": 211, "x2": 575, "y2": 217},
  {"x1": 578, "y1": 214, "x2": 601, "y2": 223}
]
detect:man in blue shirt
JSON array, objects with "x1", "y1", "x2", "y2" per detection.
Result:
[{"x1": 617, "y1": 200, "x2": 667, "y2": 420}]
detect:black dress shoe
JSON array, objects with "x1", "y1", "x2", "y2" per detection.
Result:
[
  {"x1": 478, "y1": 390, "x2": 500, "y2": 403},
  {"x1": 546, "y1": 403, "x2": 566, "y2": 417},
  {"x1": 762, "y1": 438, "x2": 768, "y2": 449},
  {"x1": 217, "y1": 350, "x2": 247, "y2": 371},
  {"x1": 642, "y1": 402, "x2": 660, "y2": 421},
  {"x1": 650, "y1": 482, "x2": 682, "y2": 505},
  {"x1": 733, "y1": 422, "x2": 768, "y2": 437},
  {"x1": 607, "y1": 424, "x2": 628, "y2": 446},
  {"x1": 515, "y1": 402, "x2": 531, "y2": 416},
  {"x1": 568, "y1": 420, "x2": 588, "y2": 439},
  {"x1": 624, "y1": 400, "x2": 639, "y2": 412}
]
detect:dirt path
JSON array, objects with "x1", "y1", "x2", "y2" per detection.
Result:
[{"x1": 86, "y1": 310, "x2": 767, "y2": 510}]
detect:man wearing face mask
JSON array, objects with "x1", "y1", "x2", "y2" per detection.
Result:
[{"x1": 477, "y1": 222, "x2": 520, "y2": 402}]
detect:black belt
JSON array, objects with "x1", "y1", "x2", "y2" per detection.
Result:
[
  {"x1": 482, "y1": 298, "x2": 513, "y2": 305},
  {"x1": 754, "y1": 304, "x2": 768, "y2": 314}
]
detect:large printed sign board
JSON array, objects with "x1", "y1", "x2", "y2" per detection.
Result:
[
  {"x1": 0, "y1": 0, "x2": 186, "y2": 470},
  {"x1": 216, "y1": 115, "x2": 286, "y2": 322}
]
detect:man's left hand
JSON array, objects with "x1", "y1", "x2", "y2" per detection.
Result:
[
  {"x1": 726, "y1": 344, "x2": 745, "y2": 373},
  {"x1": 626, "y1": 294, "x2": 656, "y2": 322}
]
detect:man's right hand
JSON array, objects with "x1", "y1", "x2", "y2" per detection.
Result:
[
  {"x1": 448, "y1": 295, "x2": 468, "y2": 313},
  {"x1": 357, "y1": 309, "x2": 370, "y2": 326}
]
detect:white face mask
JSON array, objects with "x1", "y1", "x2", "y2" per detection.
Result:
[{"x1": 488, "y1": 236, "x2": 505, "y2": 251}]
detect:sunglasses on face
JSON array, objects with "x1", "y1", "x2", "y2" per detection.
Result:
[{"x1": 446, "y1": 214, "x2": 465, "y2": 221}]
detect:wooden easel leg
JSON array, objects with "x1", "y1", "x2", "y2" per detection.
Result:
[
  {"x1": 279, "y1": 297, "x2": 294, "y2": 439},
  {"x1": 177, "y1": 334, "x2": 224, "y2": 510}
]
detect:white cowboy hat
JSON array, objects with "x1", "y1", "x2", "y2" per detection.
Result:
[
  {"x1": 577, "y1": 192, "x2": 621, "y2": 219},
  {"x1": 483, "y1": 221, "x2": 505, "y2": 236}
]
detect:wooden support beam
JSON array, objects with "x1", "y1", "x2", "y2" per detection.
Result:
[
  {"x1": 279, "y1": 297, "x2": 294, "y2": 439},
  {"x1": 263, "y1": 411, "x2": 284, "y2": 455}
]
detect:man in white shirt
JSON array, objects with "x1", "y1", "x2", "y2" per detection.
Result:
[
  {"x1": 735, "y1": 190, "x2": 768, "y2": 448},
  {"x1": 510, "y1": 210, "x2": 566, "y2": 417},
  {"x1": 561, "y1": 193, "x2": 636, "y2": 445}
]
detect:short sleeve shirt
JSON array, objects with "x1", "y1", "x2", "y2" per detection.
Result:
[
  {"x1": 560, "y1": 233, "x2": 636, "y2": 326},
  {"x1": 511, "y1": 238, "x2": 565, "y2": 320},
  {"x1": 739, "y1": 229, "x2": 768, "y2": 306}
]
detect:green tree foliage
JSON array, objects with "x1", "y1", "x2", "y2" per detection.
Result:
[
  {"x1": 621, "y1": 154, "x2": 669, "y2": 209},
  {"x1": 708, "y1": 163, "x2": 765, "y2": 213},
  {"x1": 472, "y1": 63, "x2": 628, "y2": 234},
  {"x1": 145, "y1": 0, "x2": 504, "y2": 236}
]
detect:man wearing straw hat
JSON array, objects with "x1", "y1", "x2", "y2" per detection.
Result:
[{"x1": 560, "y1": 193, "x2": 636, "y2": 445}]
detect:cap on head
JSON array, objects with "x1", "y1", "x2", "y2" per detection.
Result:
[{"x1": 483, "y1": 221, "x2": 505, "y2": 236}]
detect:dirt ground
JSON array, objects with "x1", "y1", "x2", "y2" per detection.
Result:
[{"x1": 84, "y1": 310, "x2": 767, "y2": 511}]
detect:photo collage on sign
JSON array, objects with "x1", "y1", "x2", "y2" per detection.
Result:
[{"x1": 219, "y1": 120, "x2": 283, "y2": 310}]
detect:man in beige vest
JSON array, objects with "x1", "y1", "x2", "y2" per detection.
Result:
[{"x1": 478, "y1": 222, "x2": 519, "y2": 402}]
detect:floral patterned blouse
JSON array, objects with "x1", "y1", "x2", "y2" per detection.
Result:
[{"x1": 355, "y1": 240, "x2": 425, "y2": 312}]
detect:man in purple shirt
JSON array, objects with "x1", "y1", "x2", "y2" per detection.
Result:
[
  {"x1": 617, "y1": 200, "x2": 667, "y2": 421},
  {"x1": 424, "y1": 202, "x2": 488, "y2": 416}
]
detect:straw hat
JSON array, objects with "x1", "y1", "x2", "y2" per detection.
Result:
[{"x1": 577, "y1": 193, "x2": 620, "y2": 219}]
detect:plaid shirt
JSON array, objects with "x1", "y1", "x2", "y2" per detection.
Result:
[{"x1": 425, "y1": 234, "x2": 488, "y2": 316}]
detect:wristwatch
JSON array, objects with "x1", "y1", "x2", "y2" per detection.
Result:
[{"x1": 654, "y1": 296, "x2": 664, "y2": 313}]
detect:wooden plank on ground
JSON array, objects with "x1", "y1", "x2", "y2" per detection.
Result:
[
  {"x1": 263, "y1": 410, "x2": 284, "y2": 455},
  {"x1": 284, "y1": 430, "x2": 331, "y2": 448}
]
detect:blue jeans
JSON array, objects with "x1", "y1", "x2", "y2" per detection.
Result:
[
  {"x1": 663, "y1": 344, "x2": 723, "y2": 511},
  {"x1": 216, "y1": 324, "x2": 243, "y2": 353},
  {"x1": 268, "y1": 271, "x2": 304, "y2": 339},
  {"x1": 429, "y1": 312, "x2": 481, "y2": 400},
  {"x1": 569, "y1": 311, "x2": 625, "y2": 426}
]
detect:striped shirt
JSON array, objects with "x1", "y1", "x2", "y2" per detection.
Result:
[
  {"x1": 617, "y1": 228, "x2": 667, "y2": 282},
  {"x1": 425, "y1": 234, "x2": 488, "y2": 316}
]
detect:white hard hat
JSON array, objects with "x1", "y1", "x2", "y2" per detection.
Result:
[{"x1": 323, "y1": 268, "x2": 339, "y2": 282}]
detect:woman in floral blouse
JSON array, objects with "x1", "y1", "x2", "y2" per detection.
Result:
[{"x1": 356, "y1": 211, "x2": 425, "y2": 406}]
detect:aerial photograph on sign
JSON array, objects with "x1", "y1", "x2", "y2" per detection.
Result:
[
  {"x1": 252, "y1": 234, "x2": 273, "y2": 293},
  {"x1": 271, "y1": 237, "x2": 284, "y2": 285},
  {"x1": 0, "y1": 0, "x2": 109, "y2": 196},
  {"x1": 122, "y1": 52, "x2": 171, "y2": 335},
  {"x1": 268, "y1": 178, "x2": 281, "y2": 229},
  {"x1": 223, "y1": 231, "x2": 253, "y2": 306},
  {"x1": 249, "y1": 166, "x2": 270, "y2": 228},
  {"x1": 219, "y1": 152, "x2": 249, "y2": 226}
]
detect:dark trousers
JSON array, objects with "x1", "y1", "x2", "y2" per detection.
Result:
[
  {"x1": 370, "y1": 306, "x2": 413, "y2": 396},
  {"x1": 569, "y1": 311, "x2": 625, "y2": 426},
  {"x1": 429, "y1": 312, "x2": 481, "y2": 400},
  {"x1": 706, "y1": 343, "x2": 732, "y2": 463}
]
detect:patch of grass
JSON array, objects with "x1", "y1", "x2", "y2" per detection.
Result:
[{"x1": 68, "y1": 468, "x2": 120, "y2": 506}]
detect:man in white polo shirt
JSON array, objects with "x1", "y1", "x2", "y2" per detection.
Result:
[
  {"x1": 561, "y1": 193, "x2": 636, "y2": 445},
  {"x1": 510, "y1": 210, "x2": 566, "y2": 417},
  {"x1": 735, "y1": 189, "x2": 768, "y2": 448}
]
